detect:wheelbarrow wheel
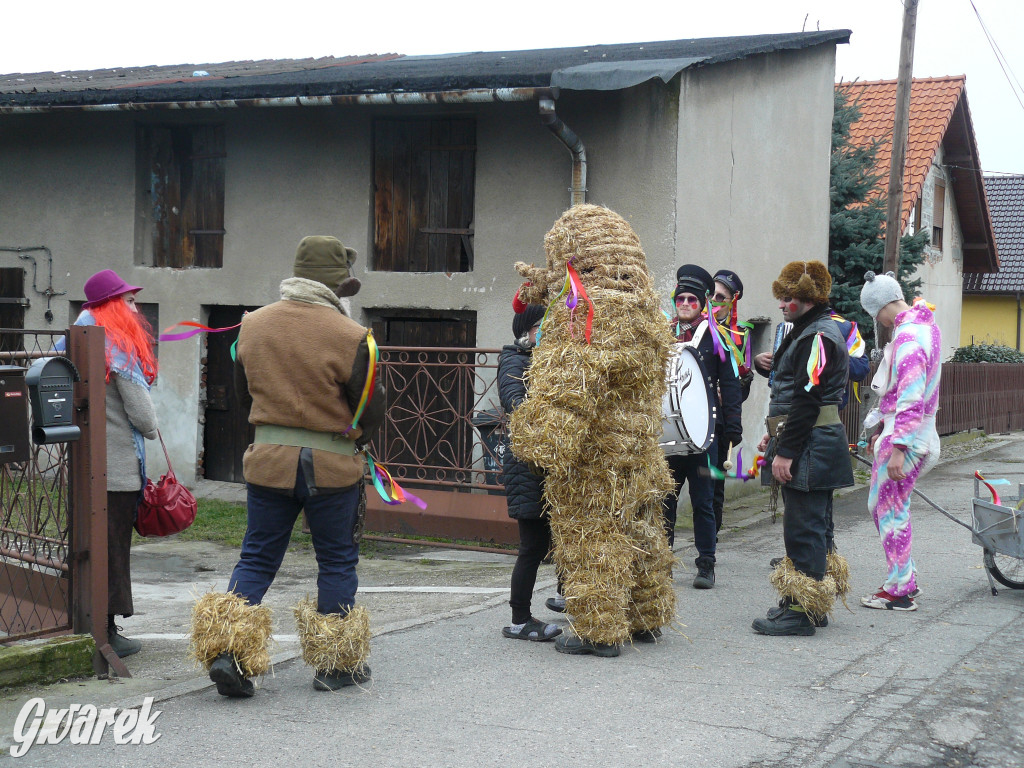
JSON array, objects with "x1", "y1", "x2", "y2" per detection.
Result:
[{"x1": 983, "y1": 549, "x2": 1024, "y2": 590}]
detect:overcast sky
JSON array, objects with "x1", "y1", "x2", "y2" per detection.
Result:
[{"x1": 4, "y1": 0, "x2": 1022, "y2": 174}]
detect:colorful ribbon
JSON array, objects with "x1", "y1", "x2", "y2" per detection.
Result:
[
  {"x1": 365, "y1": 453, "x2": 427, "y2": 509},
  {"x1": 804, "y1": 333, "x2": 827, "y2": 391},
  {"x1": 706, "y1": 450, "x2": 766, "y2": 482},
  {"x1": 343, "y1": 330, "x2": 379, "y2": 435},
  {"x1": 540, "y1": 259, "x2": 594, "y2": 344},
  {"x1": 159, "y1": 320, "x2": 242, "y2": 342},
  {"x1": 975, "y1": 471, "x2": 1010, "y2": 506}
]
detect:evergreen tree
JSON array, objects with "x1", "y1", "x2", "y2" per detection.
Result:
[{"x1": 828, "y1": 86, "x2": 927, "y2": 349}]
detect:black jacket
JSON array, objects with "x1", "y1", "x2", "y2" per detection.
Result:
[{"x1": 497, "y1": 341, "x2": 544, "y2": 520}]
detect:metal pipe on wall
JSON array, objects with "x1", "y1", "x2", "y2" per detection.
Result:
[{"x1": 538, "y1": 98, "x2": 587, "y2": 207}]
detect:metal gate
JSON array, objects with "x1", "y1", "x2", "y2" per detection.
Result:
[{"x1": 0, "y1": 326, "x2": 129, "y2": 678}]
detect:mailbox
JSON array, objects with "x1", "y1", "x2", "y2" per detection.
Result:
[
  {"x1": 0, "y1": 365, "x2": 31, "y2": 463},
  {"x1": 26, "y1": 357, "x2": 82, "y2": 444}
]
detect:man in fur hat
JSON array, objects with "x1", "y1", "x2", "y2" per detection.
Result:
[
  {"x1": 752, "y1": 260, "x2": 853, "y2": 636},
  {"x1": 188, "y1": 236, "x2": 383, "y2": 696}
]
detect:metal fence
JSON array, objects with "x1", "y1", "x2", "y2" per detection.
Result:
[
  {"x1": 369, "y1": 346, "x2": 506, "y2": 492},
  {"x1": 0, "y1": 330, "x2": 72, "y2": 642}
]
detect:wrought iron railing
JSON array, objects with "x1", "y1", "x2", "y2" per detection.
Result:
[
  {"x1": 0, "y1": 330, "x2": 72, "y2": 641},
  {"x1": 369, "y1": 346, "x2": 507, "y2": 493}
]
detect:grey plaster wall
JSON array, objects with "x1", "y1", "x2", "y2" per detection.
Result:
[{"x1": 674, "y1": 46, "x2": 838, "y2": 455}]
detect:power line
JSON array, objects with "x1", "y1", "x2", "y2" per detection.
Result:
[{"x1": 970, "y1": 0, "x2": 1024, "y2": 114}]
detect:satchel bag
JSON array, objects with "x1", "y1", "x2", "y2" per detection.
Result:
[{"x1": 135, "y1": 431, "x2": 198, "y2": 537}]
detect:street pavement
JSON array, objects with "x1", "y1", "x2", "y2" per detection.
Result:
[{"x1": 1, "y1": 434, "x2": 1022, "y2": 767}]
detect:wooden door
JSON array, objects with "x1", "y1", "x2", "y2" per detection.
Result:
[{"x1": 203, "y1": 305, "x2": 258, "y2": 482}]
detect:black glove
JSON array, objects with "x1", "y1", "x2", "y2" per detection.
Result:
[{"x1": 723, "y1": 431, "x2": 743, "y2": 449}]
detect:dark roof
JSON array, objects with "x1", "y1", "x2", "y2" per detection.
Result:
[
  {"x1": 964, "y1": 176, "x2": 1024, "y2": 293},
  {"x1": 0, "y1": 31, "x2": 849, "y2": 109}
]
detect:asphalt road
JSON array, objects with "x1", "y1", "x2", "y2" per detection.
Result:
[{"x1": 2, "y1": 435, "x2": 1022, "y2": 768}]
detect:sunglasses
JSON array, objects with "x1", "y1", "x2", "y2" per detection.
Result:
[{"x1": 675, "y1": 294, "x2": 701, "y2": 308}]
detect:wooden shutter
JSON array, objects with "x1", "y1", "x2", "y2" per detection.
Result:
[
  {"x1": 183, "y1": 125, "x2": 226, "y2": 268},
  {"x1": 374, "y1": 118, "x2": 475, "y2": 272}
]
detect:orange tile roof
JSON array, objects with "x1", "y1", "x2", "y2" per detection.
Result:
[{"x1": 838, "y1": 76, "x2": 966, "y2": 231}]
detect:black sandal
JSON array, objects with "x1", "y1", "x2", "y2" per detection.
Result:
[{"x1": 502, "y1": 617, "x2": 562, "y2": 642}]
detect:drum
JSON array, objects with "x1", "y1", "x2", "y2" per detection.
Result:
[{"x1": 660, "y1": 344, "x2": 715, "y2": 456}]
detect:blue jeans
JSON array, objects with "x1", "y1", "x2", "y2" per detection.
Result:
[
  {"x1": 662, "y1": 442, "x2": 718, "y2": 559},
  {"x1": 228, "y1": 463, "x2": 360, "y2": 615}
]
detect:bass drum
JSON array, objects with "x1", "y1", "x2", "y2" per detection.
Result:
[{"x1": 660, "y1": 344, "x2": 715, "y2": 456}]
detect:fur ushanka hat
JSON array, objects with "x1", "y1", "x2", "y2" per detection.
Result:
[{"x1": 771, "y1": 260, "x2": 832, "y2": 305}]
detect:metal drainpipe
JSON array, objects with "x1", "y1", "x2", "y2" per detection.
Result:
[
  {"x1": 1017, "y1": 291, "x2": 1022, "y2": 351},
  {"x1": 538, "y1": 98, "x2": 587, "y2": 207}
]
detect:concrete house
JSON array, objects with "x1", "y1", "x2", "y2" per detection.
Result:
[
  {"x1": 962, "y1": 174, "x2": 1024, "y2": 350},
  {"x1": 840, "y1": 76, "x2": 998, "y2": 355},
  {"x1": 1, "y1": 31, "x2": 848, "y2": 484}
]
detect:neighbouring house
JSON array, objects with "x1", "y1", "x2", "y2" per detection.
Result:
[
  {"x1": 962, "y1": 175, "x2": 1024, "y2": 351},
  {"x1": 840, "y1": 76, "x2": 998, "y2": 355},
  {"x1": 1, "y1": 31, "x2": 849, "y2": 483}
]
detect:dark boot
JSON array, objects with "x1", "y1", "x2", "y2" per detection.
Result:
[
  {"x1": 554, "y1": 635, "x2": 620, "y2": 657},
  {"x1": 313, "y1": 664, "x2": 372, "y2": 691},
  {"x1": 767, "y1": 598, "x2": 828, "y2": 627},
  {"x1": 631, "y1": 628, "x2": 663, "y2": 644},
  {"x1": 693, "y1": 556, "x2": 715, "y2": 589},
  {"x1": 752, "y1": 603, "x2": 816, "y2": 636},
  {"x1": 209, "y1": 652, "x2": 255, "y2": 698},
  {"x1": 107, "y1": 616, "x2": 142, "y2": 658}
]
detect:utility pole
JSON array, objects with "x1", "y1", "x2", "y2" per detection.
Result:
[{"x1": 879, "y1": 0, "x2": 920, "y2": 348}]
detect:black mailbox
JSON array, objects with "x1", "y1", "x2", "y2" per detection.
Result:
[
  {"x1": 0, "y1": 365, "x2": 31, "y2": 463},
  {"x1": 26, "y1": 357, "x2": 82, "y2": 444}
]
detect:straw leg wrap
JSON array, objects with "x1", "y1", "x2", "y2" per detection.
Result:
[
  {"x1": 294, "y1": 598, "x2": 370, "y2": 674},
  {"x1": 826, "y1": 551, "x2": 851, "y2": 607},
  {"x1": 769, "y1": 557, "x2": 837, "y2": 622},
  {"x1": 188, "y1": 591, "x2": 273, "y2": 677},
  {"x1": 626, "y1": 505, "x2": 677, "y2": 634}
]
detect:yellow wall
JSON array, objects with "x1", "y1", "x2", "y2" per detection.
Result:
[{"x1": 960, "y1": 295, "x2": 1021, "y2": 349}]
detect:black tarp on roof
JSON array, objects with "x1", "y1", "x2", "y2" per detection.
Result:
[{"x1": 0, "y1": 30, "x2": 850, "y2": 108}]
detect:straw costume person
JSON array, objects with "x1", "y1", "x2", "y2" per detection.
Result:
[
  {"x1": 752, "y1": 260, "x2": 853, "y2": 636},
  {"x1": 511, "y1": 204, "x2": 677, "y2": 657},
  {"x1": 858, "y1": 271, "x2": 941, "y2": 611},
  {"x1": 188, "y1": 236, "x2": 384, "y2": 696}
]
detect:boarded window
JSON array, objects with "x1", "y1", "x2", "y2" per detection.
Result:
[
  {"x1": 932, "y1": 181, "x2": 945, "y2": 250},
  {"x1": 373, "y1": 118, "x2": 476, "y2": 273},
  {"x1": 0, "y1": 267, "x2": 26, "y2": 353},
  {"x1": 137, "y1": 124, "x2": 226, "y2": 268}
]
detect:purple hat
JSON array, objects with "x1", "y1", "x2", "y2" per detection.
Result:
[{"x1": 82, "y1": 270, "x2": 142, "y2": 309}]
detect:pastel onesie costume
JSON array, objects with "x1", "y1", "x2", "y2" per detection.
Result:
[{"x1": 863, "y1": 300, "x2": 941, "y2": 597}]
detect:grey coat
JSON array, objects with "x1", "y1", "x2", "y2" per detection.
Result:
[{"x1": 106, "y1": 373, "x2": 158, "y2": 492}]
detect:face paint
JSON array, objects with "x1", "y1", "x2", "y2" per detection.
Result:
[{"x1": 786, "y1": 301, "x2": 799, "y2": 314}]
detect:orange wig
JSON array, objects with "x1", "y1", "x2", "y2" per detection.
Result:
[{"x1": 89, "y1": 297, "x2": 158, "y2": 385}]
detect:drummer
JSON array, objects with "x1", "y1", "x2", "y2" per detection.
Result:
[{"x1": 662, "y1": 265, "x2": 743, "y2": 589}]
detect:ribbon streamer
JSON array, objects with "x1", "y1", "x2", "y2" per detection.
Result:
[
  {"x1": 365, "y1": 453, "x2": 427, "y2": 509},
  {"x1": 159, "y1": 320, "x2": 242, "y2": 342},
  {"x1": 804, "y1": 333, "x2": 827, "y2": 391},
  {"x1": 975, "y1": 470, "x2": 1009, "y2": 506},
  {"x1": 342, "y1": 330, "x2": 379, "y2": 435}
]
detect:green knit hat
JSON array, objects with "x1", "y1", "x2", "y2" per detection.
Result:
[{"x1": 293, "y1": 236, "x2": 357, "y2": 289}]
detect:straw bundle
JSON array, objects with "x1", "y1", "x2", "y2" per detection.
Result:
[
  {"x1": 826, "y1": 551, "x2": 852, "y2": 608},
  {"x1": 293, "y1": 598, "x2": 370, "y2": 674},
  {"x1": 508, "y1": 204, "x2": 677, "y2": 645},
  {"x1": 769, "y1": 557, "x2": 838, "y2": 621},
  {"x1": 188, "y1": 591, "x2": 273, "y2": 677}
]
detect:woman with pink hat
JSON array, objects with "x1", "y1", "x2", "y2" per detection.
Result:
[{"x1": 61, "y1": 269, "x2": 160, "y2": 658}]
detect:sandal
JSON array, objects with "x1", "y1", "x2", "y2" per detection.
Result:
[{"x1": 502, "y1": 617, "x2": 562, "y2": 642}]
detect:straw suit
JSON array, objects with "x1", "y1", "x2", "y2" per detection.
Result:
[{"x1": 511, "y1": 204, "x2": 676, "y2": 655}]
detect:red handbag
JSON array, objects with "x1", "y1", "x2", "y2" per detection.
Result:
[{"x1": 135, "y1": 431, "x2": 198, "y2": 537}]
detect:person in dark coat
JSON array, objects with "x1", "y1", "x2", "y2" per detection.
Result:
[
  {"x1": 498, "y1": 303, "x2": 562, "y2": 642},
  {"x1": 662, "y1": 264, "x2": 743, "y2": 589}
]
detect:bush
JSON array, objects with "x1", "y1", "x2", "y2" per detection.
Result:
[{"x1": 949, "y1": 343, "x2": 1024, "y2": 363}]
